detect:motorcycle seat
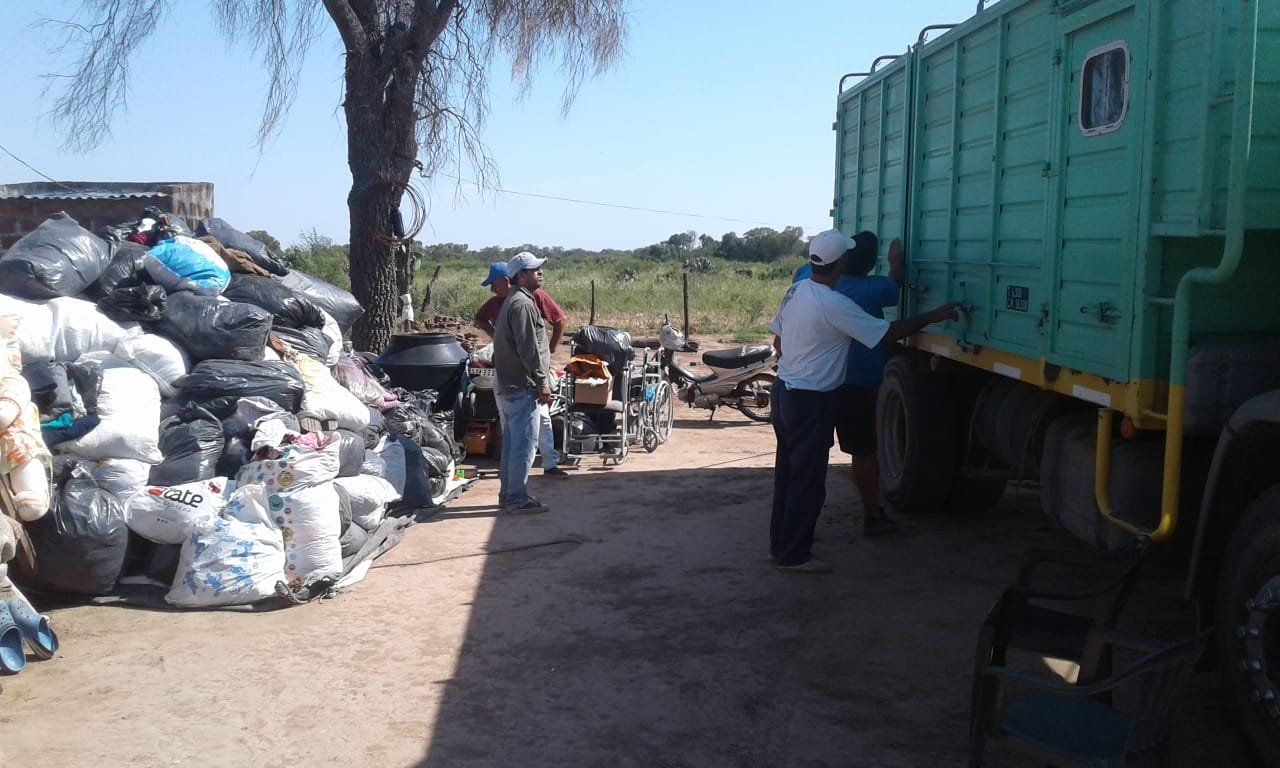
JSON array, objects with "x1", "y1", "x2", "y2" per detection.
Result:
[
  {"x1": 702, "y1": 345, "x2": 773, "y2": 369},
  {"x1": 668, "y1": 359, "x2": 715, "y2": 383}
]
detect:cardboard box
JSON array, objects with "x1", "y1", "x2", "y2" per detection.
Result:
[{"x1": 573, "y1": 371, "x2": 613, "y2": 406}]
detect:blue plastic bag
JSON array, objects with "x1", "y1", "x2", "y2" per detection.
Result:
[{"x1": 144, "y1": 236, "x2": 231, "y2": 295}]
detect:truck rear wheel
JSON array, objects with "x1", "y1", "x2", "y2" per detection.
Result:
[
  {"x1": 876, "y1": 355, "x2": 956, "y2": 515},
  {"x1": 946, "y1": 476, "x2": 1008, "y2": 514},
  {"x1": 1216, "y1": 484, "x2": 1280, "y2": 765}
]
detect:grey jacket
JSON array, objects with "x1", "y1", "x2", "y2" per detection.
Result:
[{"x1": 492, "y1": 286, "x2": 550, "y2": 391}]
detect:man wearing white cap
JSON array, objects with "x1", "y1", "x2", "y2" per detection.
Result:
[
  {"x1": 768, "y1": 229, "x2": 959, "y2": 572},
  {"x1": 492, "y1": 251, "x2": 554, "y2": 513}
]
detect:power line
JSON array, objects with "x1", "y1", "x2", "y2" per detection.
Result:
[
  {"x1": 0, "y1": 141, "x2": 80, "y2": 193},
  {"x1": 438, "y1": 173, "x2": 823, "y2": 231}
]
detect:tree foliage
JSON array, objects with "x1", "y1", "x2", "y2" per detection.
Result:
[{"x1": 39, "y1": 0, "x2": 627, "y2": 351}]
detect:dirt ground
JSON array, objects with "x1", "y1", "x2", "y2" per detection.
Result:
[{"x1": 0, "y1": 404, "x2": 1254, "y2": 767}]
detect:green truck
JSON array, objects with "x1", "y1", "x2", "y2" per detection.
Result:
[{"x1": 833, "y1": 0, "x2": 1279, "y2": 758}]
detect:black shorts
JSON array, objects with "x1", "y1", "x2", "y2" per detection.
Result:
[{"x1": 833, "y1": 386, "x2": 878, "y2": 457}]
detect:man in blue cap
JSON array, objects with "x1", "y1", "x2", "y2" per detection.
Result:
[
  {"x1": 475, "y1": 262, "x2": 567, "y2": 352},
  {"x1": 475, "y1": 257, "x2": 570, "y2": 478}
]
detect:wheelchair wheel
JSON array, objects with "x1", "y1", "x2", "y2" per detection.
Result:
[{"x1": 654, "y1": 382, "x2": 675, "y2": 443}]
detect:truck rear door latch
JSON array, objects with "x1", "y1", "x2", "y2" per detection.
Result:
[{"x1": 1080, "y1": 301, "x2": 1121, "y2": 324}]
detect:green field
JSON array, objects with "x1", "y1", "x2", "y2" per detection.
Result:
[{"x1": 416, "y1": 257, "x2": 795, "y2": 342}]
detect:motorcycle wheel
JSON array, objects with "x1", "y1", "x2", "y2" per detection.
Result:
[{"x1": 736, "y1": 374, "x2": 776, "y2": 422}]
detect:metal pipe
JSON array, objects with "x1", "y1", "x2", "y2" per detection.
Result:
[
  {"x1": 1156, "y1": 0, "x2": 1257, "y2": 541},
  {"x1": 917, "y1": 24, "x2": 958, "y2": 46},
  {"x1": 1093, "y1": 0, "x2": 1259, "y2": 543},
  {"x1": 870, "y1": 54, "x2": 900, "y2": 73},
  {"x1": 838, "y1": 71, "x2": 871, "y2": 94}
]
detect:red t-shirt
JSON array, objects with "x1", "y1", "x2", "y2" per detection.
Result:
[{"x1": 476, "y1": 289, "x2": 566, "y2": 327}]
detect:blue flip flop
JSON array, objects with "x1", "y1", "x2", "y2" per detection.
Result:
[
  {"x1": 5, "y1": 589, "x2": 56, "y2": 661},
  {"x1": 0, "y1": 603, "x2": 26, "y2": 674}
]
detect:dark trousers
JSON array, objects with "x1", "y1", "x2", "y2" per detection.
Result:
[{"x1": 770, "y1": 382, "x2": 836, "y2": 566}]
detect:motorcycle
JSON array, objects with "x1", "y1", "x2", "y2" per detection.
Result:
[{"x1": 658, "y1": 317, "x2": 777, "y2": 422}]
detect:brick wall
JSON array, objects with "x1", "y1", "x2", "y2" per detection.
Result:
[{"x1": 0, "y1": 182, "x2": 215, "y2": 250}]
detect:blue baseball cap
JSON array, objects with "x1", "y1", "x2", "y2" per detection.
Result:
[{"x1": 481, "y1": 262, "x2": 508, "y2": 287}]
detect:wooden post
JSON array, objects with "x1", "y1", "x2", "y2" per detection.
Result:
[
  {"x1": 682, "y1": 272, "x2": 691, "y2": 340},
  {"x1": 589, "y1": 280, "x2": 596, "y2": 325},
  {"x1": 418, "y1": 264, "x2": 441, "y2": 316}
]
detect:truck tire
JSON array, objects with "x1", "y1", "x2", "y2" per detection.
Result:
[
  {"x1": 1216, "y1": 484, "x2": 1280, "y2": 766},
  {"x1": 946, "y1": 476, "x2": 1008, "y2": 514},
  {"x1": 876, "y1": 355, "x2": 956, "y2": 514}
]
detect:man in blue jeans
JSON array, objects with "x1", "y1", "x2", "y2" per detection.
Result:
[
  {"x1": 770, "y1": 230, "x2": 958, "y2": 572},
  {"x1": 492, "y1": 252, "x2": 554, "y2": 514}
]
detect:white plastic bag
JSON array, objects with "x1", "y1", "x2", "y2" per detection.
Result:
[
  {"x1": 166, "y1": 517, "x2": 285, "y2": 608},
  {"x1": 47, "y1": 296, "x2": 139, "y2": 362},
  {"x1": 112, "y1": 333, "x2": 189, "y2": 398},
  {"x1": 91, "y1": 459, "x2": 153, "y2": 498},
  {"x1": 60, "y1": 363, "x2": 163, "y2": 463},
  {"x1": 320, "y1": 310, "x2": 342, "y2": 367},
  {"x1": 0, "y1": 293, "x2": 54, "y2": 363},
  {"x1": 221, "y1": 483, "x2": 275, "y2": 528},
  {"x1": 236, "y1": 439, "x2": 340, "y2": 491},
  {"x1": 293, "y1": 354, "x2": 370, "y2": 431},
  {"x1": 126, "y1": 477, "x2": 229, "y2": 544},
  {"x1": 277, "y1": 482, "x2": 343, "y2": 586},
  {"x1": 334, "y1": 474, "x2": 400, "y2": 531},
  {"x1": 360, "y1": 448, "x2": 387, "y2": 479}
]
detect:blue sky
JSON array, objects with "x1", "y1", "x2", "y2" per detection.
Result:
[{"x1": 0, "y1": 1, "x2": 975, "y2": 251}]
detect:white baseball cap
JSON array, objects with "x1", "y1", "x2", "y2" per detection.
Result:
[
  {"x1": 506, "y1": 251, "x2": 546, "y2": 277},
  {"x1": 808, "y1": 229, "x2": 856, "y2": 265}
]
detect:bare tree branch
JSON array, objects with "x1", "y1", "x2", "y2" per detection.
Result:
[
  {"x1": 320, "y1": 0, "x2": 370, "y2": 52},
  {"x1": 212, "y1": 0, "x2": 324, "y2": 147},
  {"x1": 43, "y1": 0, "x2": 170, "y2": 152}
]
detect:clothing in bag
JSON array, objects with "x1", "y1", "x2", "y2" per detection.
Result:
[{"x1": 165, "y1": 517, "x2": 285, "y2": 608}]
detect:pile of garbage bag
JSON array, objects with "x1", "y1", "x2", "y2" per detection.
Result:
[{"x1": 0, "y1": 211, "x2": 467, "y2": 610}]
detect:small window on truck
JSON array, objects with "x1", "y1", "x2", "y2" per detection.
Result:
[{"x1": 1078, "y1": 41, "x2": 1129, "y2": 136}]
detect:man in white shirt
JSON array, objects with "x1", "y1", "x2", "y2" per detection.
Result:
[{"x1": 769, "y1": 229, "x2": 959, "y2": 573}]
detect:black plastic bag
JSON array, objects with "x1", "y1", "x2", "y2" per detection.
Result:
[
  {"x1": 335, "y1": 429, "x2": 364, "y2": 478},
  {"x1": 66, "y1": 359, "x2": 102, "y2": 414},
  {"x1": 149, "y1": 405, "x2": 223, "y2": 485},
  {"x1": 22, "y1": 361, "x2": 73, "y2": 418},
  {"x1": 16, "y1": 461, "x2": 128, "y2": 596},
  {"x1": 422, "y1": 419, "x2": 461, "y2": 462},
  {"x1": 272, "y1": 296, "x2": 325, "y2": 330},
  {"x1": 220, "y1": 396, "x2": 294, "y2": 440},
  {"x1": 393, "y1": 436, "x2": 435, "y2": 512},
  {"x1": 383, "y1": 402, "x2": 429, "y2": 444},
  {"x1": 175, "y1": 360, "x2": 305, "y2": 417},
  {"x1": 217, "y1": 436, "x2": 253, "y2": 478},
  {"x1": 225, "y1": 272, "x2": 317, "y2": 317},
  {"x1": 195, "y1": 218, "x2": 288, "y2": 276},
  {"x1": 279, "y1": 269, "x2": 363, "y2": 332},
  {"x1": 0, "y1": 213, "x2": 111, "y2": 299},
  {"x1": 421, "y1": 446, "x2": 451, "y2": 478},
  {"x1": 271, "y1": 324, "x2": 329, "y2": 362},
  {"x1": 95, "y1": 241, "x2": 152, "y2": 293},
  {"x1": 571, "y1": 325, "x2": 634, "y2": 378},
  {"x1": 154, "y1": 292, "x2": 272, "y2": 362},
  {"x1": 363, "y1": 408, "x2": 386, "y2": 448},
  {"x1": 97, "y1": 285, "x2": 167, "y2": 322}
]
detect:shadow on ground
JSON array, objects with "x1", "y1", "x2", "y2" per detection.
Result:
[{"x1": 412, "y1": 457, "x2": 1248, "y2": 767}]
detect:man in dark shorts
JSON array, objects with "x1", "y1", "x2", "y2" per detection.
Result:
[{"x1": 792, "y1": 232, "x2": 905, "y2": 535}]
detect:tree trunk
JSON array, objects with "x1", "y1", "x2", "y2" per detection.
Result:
[
  {"x1": 347, "y1": 177, "x2": 401, "y2": 353},
  {"x1": 341, "y1": 69, "x2": 417, "y2": 353}
]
